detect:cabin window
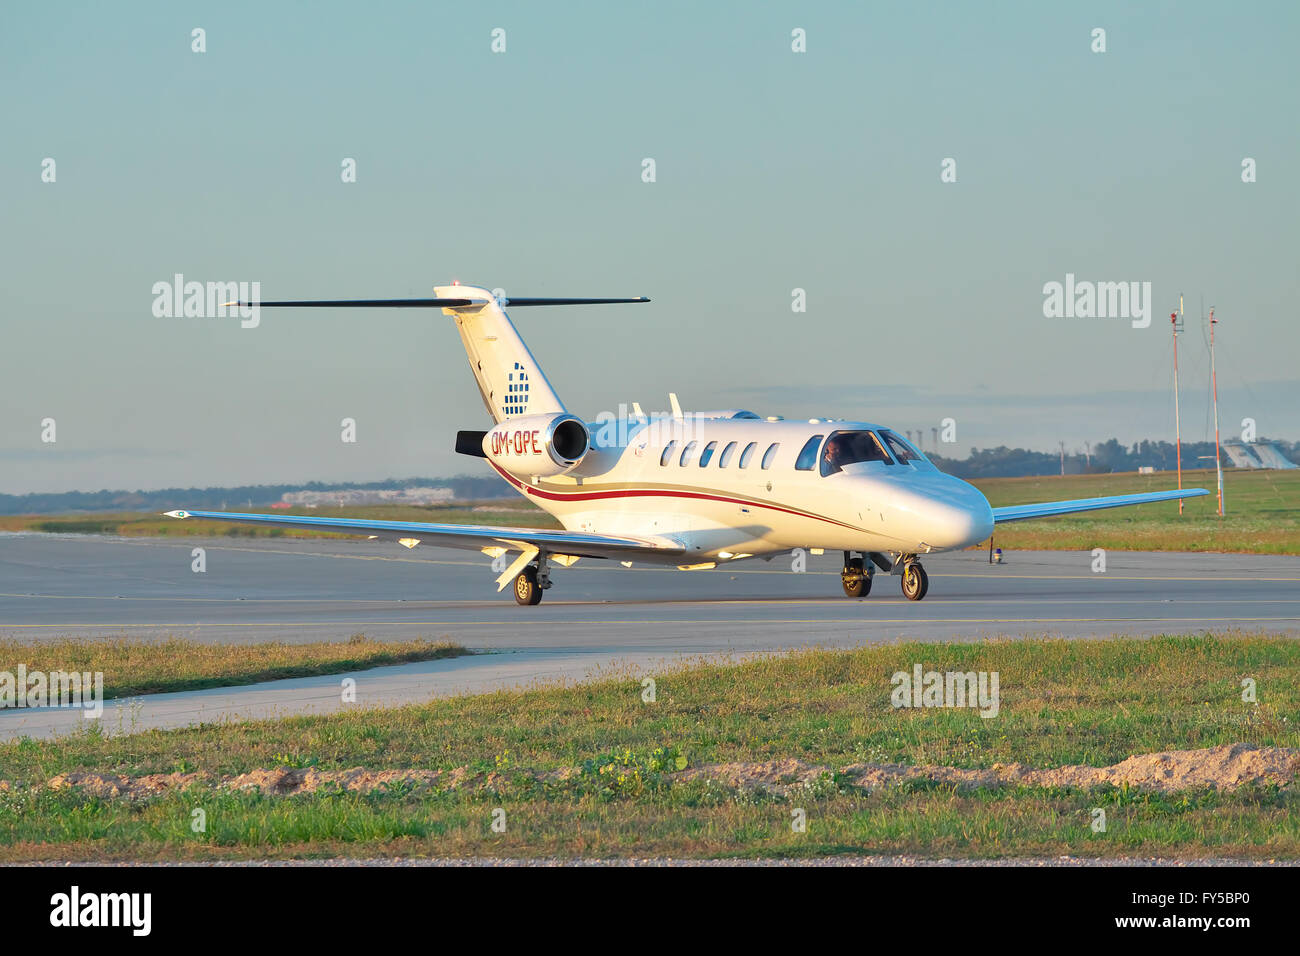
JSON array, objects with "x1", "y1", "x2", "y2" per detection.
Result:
[
  {"x1": 718, "y1": 441, "x2": 738, "y2": 467},
  {"x1": 660, "y1": 441, "x2": 677, "y2": 466},
  {"x1": 820, "y1": 430, "x2": 895, "y2": 476},
  {"x1": 679, "y1": 441, "x2": 698, "y2": 466},
  {"x1": 699, "y1": 441, "x2": 718, "y2": 467},
  {"x1": 738, "y1": 441, "x2": 758, "y2": 468},
  {"x1": 879, "y1": 430, "x2": 922, "y2": 464},
  {"x1": 795, "y1": 435, "x2": 824, "y2": 470},
  {"x1": 761, "y1": 442, "x2": 780, "y2": 469}
]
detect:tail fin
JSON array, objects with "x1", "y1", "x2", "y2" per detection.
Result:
[
  {"x1": 435, "y1": 285, "x2": 566, "y2": 423},
  {"x1": 435, "y1": 285, "x2": 650, "y2": 423}
]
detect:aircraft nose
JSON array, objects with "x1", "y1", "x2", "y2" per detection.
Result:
[
  {"x1": 931, "y1": 495, "x2": 994, "y2": 549},
  {"x1": 890, "y1": 474, "x2": 994, "y2": 551}
]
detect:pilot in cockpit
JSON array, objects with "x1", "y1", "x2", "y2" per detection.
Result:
[{"x1": 823, "y1": 435, "x2": 849, "y2": 473}]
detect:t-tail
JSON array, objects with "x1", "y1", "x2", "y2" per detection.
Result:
[{"x1": 224, "y1": 284, "x2": 649, "y2": 424}]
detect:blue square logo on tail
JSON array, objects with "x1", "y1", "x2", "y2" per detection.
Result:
[{"x1": 505, "y1": 364, "x2": 529, "y2": 415}]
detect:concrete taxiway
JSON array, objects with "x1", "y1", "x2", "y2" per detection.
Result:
[{"x1": 1, "y1": 532, "x2": 1296, "y2": 739}]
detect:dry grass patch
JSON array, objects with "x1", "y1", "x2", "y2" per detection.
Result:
[{"x1": 0, "y1": 635, "x2": 468, "y2": 700}]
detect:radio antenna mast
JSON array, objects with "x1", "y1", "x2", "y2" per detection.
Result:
[
  {"x1": 1209, "y1": 307, "x2": 1224, "y2": 516},
  {"x1": 1171, "y1": 297, "x2": 1184, "y2": 514}
]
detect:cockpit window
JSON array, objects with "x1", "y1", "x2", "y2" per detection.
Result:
[
  {"x1": 820, "y1": 430, "x2": 895, "y2": 476},
  {"x1": 879, "y1": 430, "x2": 922, "y2": 464},
  {"x1": 698, "y1": 441, "x2": 718, "y2": 467},
  {"x1": 795, "y1": 435, "x2": 824, "y2": 471}
]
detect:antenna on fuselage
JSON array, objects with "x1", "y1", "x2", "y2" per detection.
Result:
[{"x1": 669, "y1": 392, "x2": 684, "y2": 421}]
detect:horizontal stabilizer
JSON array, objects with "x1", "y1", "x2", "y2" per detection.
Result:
[
  {"x1": 992, "y1": 488, "x2": 1210, "y2": 524},
  {"x1": 223, "y1": 296, "x2": 649, "y2": 309},
  {"x1": 224, "y1": 298, "x2": 477, "y2": 308},
  {"x1": 498, "y1": 297, "x2": 649, "y2": 306}
]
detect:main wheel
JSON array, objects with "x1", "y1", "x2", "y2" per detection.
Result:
[
  {"x1": 514, "y1": 566, "x2": 543, "y2": 605},
  {"x1": 901, "y1": 562, "x2": 929, "y2": 601},
  {"x1": 841, "y1": 558, "x2": 872, "y2": 597}
]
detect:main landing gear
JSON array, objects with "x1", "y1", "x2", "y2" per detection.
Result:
[
  {"x1": 840, "y1": 551, "x2": 929, "y2": 601},
  {"x1": 840, "y1": 554, "x2": 872, "y2": 597},
  {"x1": 513, "y1": 556, "x2": 552, "y2": 606}
]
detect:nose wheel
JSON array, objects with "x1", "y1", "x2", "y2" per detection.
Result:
[{"x1": 901, "y1": 562, "x2": 929, "y2": 601}]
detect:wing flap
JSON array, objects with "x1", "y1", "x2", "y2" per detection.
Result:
[
  {"x1": 163, "y1": 510, "x2": 681, "y2": 560},
  {"x1": 992, "y1": 488, "x2": 1210, "y2": 524}
]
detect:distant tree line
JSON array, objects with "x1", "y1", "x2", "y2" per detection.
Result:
[{"x1": 929, "y1": 437, "x2": 1298, "y2": 479}]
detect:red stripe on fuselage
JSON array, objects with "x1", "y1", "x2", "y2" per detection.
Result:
[{"x1": 487, "y1": 461, "x2": 863, "y2": 532}]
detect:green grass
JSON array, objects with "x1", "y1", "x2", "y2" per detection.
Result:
[
  {"x1": 0, "y1": 635, "x2": 467, "y2": 701},
  {"x1": 975, "y1": 467, "x2": 1300, "y2": 554},
  {"x1": 3, "y1": 783, "x2": 1295, "y2": 863},
  {"x1": 2, "y1": 633, "x2": 1296, "y2": 861}
]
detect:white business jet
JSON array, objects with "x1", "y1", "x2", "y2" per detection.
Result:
[{"x1": 166, "y1": 284, "x2": 1208, "y2": 604}]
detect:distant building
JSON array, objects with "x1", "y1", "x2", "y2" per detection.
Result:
[
  {"x1": 1222, "y1": 441, "x2": 1298, "y2": 470},
  {"x1": 281, "y1": 487, "x2": 457, "y2": 506}
]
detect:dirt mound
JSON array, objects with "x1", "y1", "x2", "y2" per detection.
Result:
[
  {"x1": 677, "y1": 758, "x2": 829, "y2": 796},
  {"x1": 13, "y1": 744, "x2": 1297, "y2": 800},
  {"x1": 24, "y1": 765, "x2": 497, "y2": 799},
  {"x1": 1072, "y1": 743, "x2": 1299, "y2": 792},
  {"x1": 46, "y1": 771, "x2": 207, "y2": 798},
  {"x1": 228, "y1": 767, "x2": 463, "y2": 795},
  {"x1": 842, "y1": 743, "x2": 1300, "y2": 794}
]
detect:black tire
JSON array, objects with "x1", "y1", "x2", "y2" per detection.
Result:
[
  {"x1": 841, "y1": 558, "x2": 871, "y2": 597},
  {"x1": 901, "y1": 562, "x2": 928, "y2": 601},
  {"x1": 514, "y1": 566, "x2": 543, "y2": 606}
]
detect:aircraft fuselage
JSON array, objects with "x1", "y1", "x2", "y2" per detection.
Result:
[{"x1": 488, "y1": 414, "x2": 995, "y2": 568}]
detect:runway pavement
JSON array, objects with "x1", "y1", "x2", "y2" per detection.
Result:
[{"x1": 2, "y1": 532, "x2": 1297, "y2": 739}]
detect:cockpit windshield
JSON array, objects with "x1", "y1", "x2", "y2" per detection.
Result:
[
  {"x1": 878, "y1": 429, "x2": 923, "y2": 464},
  {"x1": 820, "y1": 430, "x2": 895, "y2": 476}
]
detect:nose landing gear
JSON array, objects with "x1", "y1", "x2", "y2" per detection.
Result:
[{"x1": 900, "y1": 561, "x2": 929, "y2": 601}]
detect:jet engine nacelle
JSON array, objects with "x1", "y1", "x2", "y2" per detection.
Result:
[{"x1": 483, "y1": 413, "x2": 590, "y2": 477}]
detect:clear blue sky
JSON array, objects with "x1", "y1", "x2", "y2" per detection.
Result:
[{"x1": 2, "y1": 1, "x2": 1297, "y2": 493}]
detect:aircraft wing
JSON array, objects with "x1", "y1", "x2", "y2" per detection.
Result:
[
  {"x1": 992, "y1": 488, "x2": 1210, "y2": 524},
  {"x1": 162, "y1": 509, "x2": 681, "y2": 561}
]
